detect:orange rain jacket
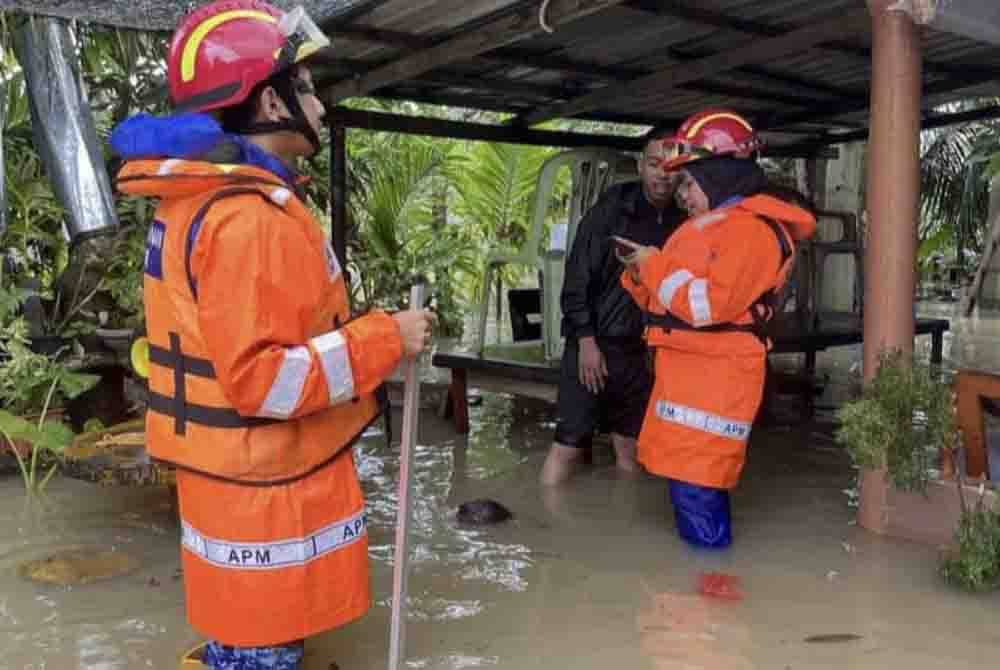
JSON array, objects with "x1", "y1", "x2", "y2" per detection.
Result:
[
  {"x1": 117, "y1": 158, "x2": 403, "y2": 647},
  {"x1": 623, "y1": 195, "x2": 815, "y2": 489}
]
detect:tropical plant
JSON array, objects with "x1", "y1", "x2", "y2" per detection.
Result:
[
  {"x1": 918, "y1": 102, "x2": 1000, "y2": 274},
  {"x1": 835, "y1": 349, "x2": 959, "y2": 493},
  {"x1": 450, "y1": 141, "x2": 558, "y2": 303},
  {"x1": 347, "y1": 134, "x2": 475, "y2": 336},
  {"x1": 940, "y1": 478, "x2": 1000, "y2": 592}
]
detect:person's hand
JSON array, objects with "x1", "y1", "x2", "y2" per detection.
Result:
[
  {"x1": 393, "y1": 309, "x2": 436, "y2": 358},
  {"x1": 577, "y1": 336, "x2": 607, "y2": 395},
  {"x1": 623, "y1": 245, "x2": 657, "y2": 283}
]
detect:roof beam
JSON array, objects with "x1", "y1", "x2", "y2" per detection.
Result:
[
  {"x1": 322, "y1": 0, "x2": 629, "y2": 104},
  {"x1": 328, "y1": 106, "x2": 648, "y2": 150},
  {"x1": 513, "y1": 8, "x2": 871, "y2": 127},
  {"x1": 780, "y1": 103, "x2": 1000, "y2": 151},
  {"x1": 327, "y1": 106, "x2": 834, "y2": 157},
  {"x1": 763, "y1": 69, "x2": 1000, "y2": 130}
]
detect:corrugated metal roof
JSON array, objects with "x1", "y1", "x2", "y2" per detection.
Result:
[{"x1": 312, "y1": 0, "x2": 1000, "y2": 148}]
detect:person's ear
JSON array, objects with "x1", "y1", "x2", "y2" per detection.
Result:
[{"x1": 258, "y1": 86, "x2": 286, "y2": 122}]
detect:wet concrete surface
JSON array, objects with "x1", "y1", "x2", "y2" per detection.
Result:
[{"x1": 3, "y1": 301, "x2": 1000, "y2": 669}]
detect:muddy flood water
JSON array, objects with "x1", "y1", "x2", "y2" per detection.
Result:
[{"x1": 3, "y1": 300, "x2": 1000, "y2": 669}]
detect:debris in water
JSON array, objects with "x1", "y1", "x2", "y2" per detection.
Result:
[
  {"x1": 456, "y1": 499, "x2": 513, "y2": 525},
  {"x1": 697, "y1": 572, "x2": 743, "y2": 600},
  {"x1": 826, "y1": 570, "x2": 840, "y2": 581},
  {"x1": 804, "y1": 633, "x2": 864, "y2": 644},
  {"x1": 18, "y1": 548, "x2": 140, "y2": 585},
  {"x1": 147, "y1": 576, "x2": 160, "y2": 587}
]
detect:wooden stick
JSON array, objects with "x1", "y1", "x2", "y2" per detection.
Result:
[{"x1": 388, "y1": 284, "x2": 426, "y2": 670}]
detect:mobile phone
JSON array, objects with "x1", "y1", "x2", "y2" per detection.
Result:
[{"x1": 611, "y1": 235, "x2": 640, "y2": 261}]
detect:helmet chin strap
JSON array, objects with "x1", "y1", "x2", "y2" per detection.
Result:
[{"x1": 240, "y1": 76, "x2": 322, "y2": 157}]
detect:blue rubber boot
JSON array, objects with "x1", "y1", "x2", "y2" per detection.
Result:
[{"x1": 668, "y1": 478, "x2": 732, "y2": 549}]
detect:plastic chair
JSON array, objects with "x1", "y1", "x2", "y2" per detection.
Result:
[{"x1": 475, "y1": 148, "x2": 633, "y2": 360}]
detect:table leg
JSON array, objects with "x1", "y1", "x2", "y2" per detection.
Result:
[
  {"x1": 931, "y1": 330, "x2": 944, "y2": 365},
  {"x1": 449, "y1": 368, "x2": 470, "y2": 434}
]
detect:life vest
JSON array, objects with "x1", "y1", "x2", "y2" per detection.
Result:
[
  {"x1": 117, "y1": 159, "x2": 401, "y2": 483},
  {"x1": 116, "y1": 157, "x2": 403, "y2": 645},
  {"x1": 643, "y1": 215, "x2": 793, "y2": 345},
  {"x1": 629, "y1": 194, "x2": 816, "y2": 355}
]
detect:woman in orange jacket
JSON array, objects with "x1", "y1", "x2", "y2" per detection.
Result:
[
  {"x1": 110, "y1": 2, "x2": 433, "y2": 667},
  {"x1": 620, "y1": 110, "x2": 816, "y2": 549}
]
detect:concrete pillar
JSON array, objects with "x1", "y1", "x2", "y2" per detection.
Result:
[{"x1": 863, "y1": 0, "x2": 922, "y2": 379}]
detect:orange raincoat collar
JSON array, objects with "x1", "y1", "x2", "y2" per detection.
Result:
[{"x1": 734, "y1": 194, "x2": 816, "y2": 241}]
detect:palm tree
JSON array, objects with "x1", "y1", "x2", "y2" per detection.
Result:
[{"x1": 918, "y1": 102, "x2": 1000, "y2": 276}]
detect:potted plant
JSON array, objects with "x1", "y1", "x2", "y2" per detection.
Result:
[{"x1": 836, "y1": 349, "x2": 995, "y2": 545}]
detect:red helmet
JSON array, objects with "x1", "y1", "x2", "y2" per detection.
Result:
[
  {"x1": 657, "y1": 109, "x2": 761, "y2": 170},
  {"x1": 167, "y1": 0, "x2": 329, "y2": 113}
]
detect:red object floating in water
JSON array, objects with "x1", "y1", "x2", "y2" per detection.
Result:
[{"x1": 697, "y1": 572, "x2": 744, "y2": 600}]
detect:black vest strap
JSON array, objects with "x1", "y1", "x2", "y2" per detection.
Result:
[{"x1": 147, "y1": 332, "x2": 279, "y2": 434}]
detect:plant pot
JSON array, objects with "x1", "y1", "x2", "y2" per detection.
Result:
[{"x1": 857, "y1": 467, "x2": 998, "y2": 546}]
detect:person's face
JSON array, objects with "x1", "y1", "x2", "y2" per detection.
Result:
[
  {"x1": 262, "y1": 66, "x2": 326, "y2": 158},
  {"x1": 675, "y1": 170, "x2": 710, "y2": 216},
  {"x1": 294, "y1": 67, "x2": 325, "y2": 141},
  {"x1": 638, "y1": 139, "x2": 680, "y2": 207}
]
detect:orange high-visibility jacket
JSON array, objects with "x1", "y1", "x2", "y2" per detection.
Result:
[
  {"x1": 622, "y1": 195, "x2": 815, "y2": 489},
  {"x1": 117, "y1": 158, "x2": 403, "y2": 646}
]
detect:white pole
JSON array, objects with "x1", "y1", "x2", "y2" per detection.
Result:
[{"x1": 388, "y1": 284, "x2": 426, "y2": 670}]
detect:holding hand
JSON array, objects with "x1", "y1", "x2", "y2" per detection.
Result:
[
  {"x1": 393, "y1": 309, "x2": 436, "y2": 358},
  {"x1": 622, "y1": 245, "x2": 657, "y2": 283}
]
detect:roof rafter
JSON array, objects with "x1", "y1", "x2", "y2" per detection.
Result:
[
  {"x1": 322, "y1": 0, "x2": 630, "y2": 104},
  {"x1": 512, "y1": 8, "x2": 871, "y2": 127}
]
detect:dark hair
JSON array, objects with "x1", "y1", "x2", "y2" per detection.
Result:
[
  {"x1": 218, "y1": 66, "x2": 299, "y2": 135},
  {"x1": 641, "y1": 124, "x2": 675, "y2": 147}
]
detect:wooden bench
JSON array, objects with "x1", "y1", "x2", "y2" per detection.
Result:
[{"x1": 434, "y1": 317, "x2": 950, "y2": 434}]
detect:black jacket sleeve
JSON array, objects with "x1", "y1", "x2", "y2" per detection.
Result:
[{"x1": 560, "y1": 187, "x2": 621, "y2": 339}]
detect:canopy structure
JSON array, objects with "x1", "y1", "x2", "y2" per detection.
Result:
[{"x1": 6, "y1": 0, "x2": 1000, "y2": 150}]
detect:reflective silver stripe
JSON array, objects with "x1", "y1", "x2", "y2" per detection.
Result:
[
  {"x1": 657, "y1": 269, "x2": 694, "y2": 310},
  {"x1": 269, "y1": 187, "x2": 292, "y2": 207},
  {"x1": 688, "y1": 278, "x2": 712, "y2": 326},
  {"x1": 157, "y1": 158, "x2": 182, "y2": 175},
  {"x1": 309, "y1": 330, "x2": 355, "y2": 405},
  {"x1": 181, "y1": 511, "x2": 367, "y2": 570},
  {"x1": 655, "y1": 400, "x2": 751, "y2": 442},
  {"x1": 256, "y1": 346, "x2": 311, "y2": 419},
  {"x1": 692, "y1": 212, "x2": 725, "y2": 230}
]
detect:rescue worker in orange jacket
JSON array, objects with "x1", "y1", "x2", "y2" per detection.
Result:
[
  {"x1": 109, "y1": 2, "x2": 433, "y2": 667},
  {"x1": 619, "y1": 109, "x2": 816, "y2": 549}
]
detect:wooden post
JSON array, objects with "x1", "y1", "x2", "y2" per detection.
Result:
[
  {"x1": 858, "y1": 0, "x2": 923, "y2": 536},
  {"x1": 331, "y1": 122, "x2": 348, "y2": 270},
  {"x1": 863, "y1": 0, "x2": 922, "y2": 376}
]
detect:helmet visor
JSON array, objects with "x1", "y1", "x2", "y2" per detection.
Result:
[{"x1": 278, "y1": 6, "x2": 331, "y2": 63}]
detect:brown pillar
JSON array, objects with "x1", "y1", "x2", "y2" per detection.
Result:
[
  {"x1": 858, "y1": 0, "x2": 922, "y2": 536},
  {"x1": 863, "y1": 0, "x2": 922, "y2": 379}
]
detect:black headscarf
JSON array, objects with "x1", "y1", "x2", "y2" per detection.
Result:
[{"x1": 683, "y1": 157, "x2": 769, "y2": 209}]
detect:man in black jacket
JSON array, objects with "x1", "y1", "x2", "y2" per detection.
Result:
[{"x1": 541, "y1": 127, "x2": 685, "y2": 485}]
